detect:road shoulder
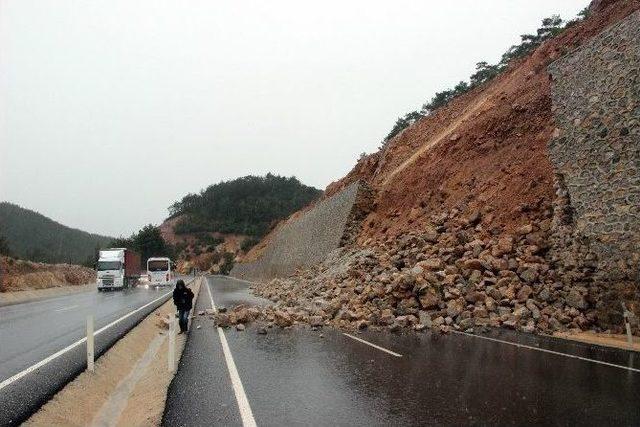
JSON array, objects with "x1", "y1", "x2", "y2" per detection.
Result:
[{"x1": 162, "y1": 277, "x2": 243, "y2": 427}]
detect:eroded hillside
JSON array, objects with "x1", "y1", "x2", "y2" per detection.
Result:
[
  {"x1": 235, "y1": 0, "x2": 640, "y2": 337},
  {"x1": 326, "y1": 0, "x2": 639, "y2": 243}
]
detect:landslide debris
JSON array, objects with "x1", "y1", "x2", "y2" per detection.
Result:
[
  {"x1": 250, "y1": 210, "x2": 608, "y2": 335},
  {"x1": 236, "y1": 0, "x2": 640, "y2": 337}
]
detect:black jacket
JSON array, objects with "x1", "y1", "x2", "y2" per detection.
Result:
[{"x1": 173, "y1": 286, "x2": 194, "y2": 311}]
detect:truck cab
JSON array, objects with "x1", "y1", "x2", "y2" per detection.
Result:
[
  {"x1": 147, "y1": 257, "x2": 173, "y2": 287},
  {"x1": 97, "y1": 249, "x2": 126, "y2": 290}
]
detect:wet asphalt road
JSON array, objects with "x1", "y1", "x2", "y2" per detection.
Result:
[
  {"x1": 164, "y1": 275, "x2": 640, "y2": 426},
  {"x1": 0, "y1": 279, "x2": 191, "y2": 426}
]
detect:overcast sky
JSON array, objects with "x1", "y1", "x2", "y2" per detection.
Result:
[{"x1": 0, "y1": 0, "x2": 588, "y2": 237}]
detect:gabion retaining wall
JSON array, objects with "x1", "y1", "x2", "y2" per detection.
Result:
[
  {"x1": 231, "y1": 181, "x2": 373, "y2": 281},
  {"x1": 548, "y1": 10, "x2": 640, "y2": 281}
]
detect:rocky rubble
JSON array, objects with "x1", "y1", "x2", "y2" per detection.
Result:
[
  {"x1": 210, "y1": 303, "x2": 323, "y2": 331},
  {"x1": 247, "y1": 209, "x2": 621, "y2": 335}
]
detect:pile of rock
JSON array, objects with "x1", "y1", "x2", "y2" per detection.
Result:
[
  {"x1": 251, "y1": 209, "x2": 609, "y2": 335},
  {"x1": 210, "y1": 304, "x2": 327, "y2": 332}
]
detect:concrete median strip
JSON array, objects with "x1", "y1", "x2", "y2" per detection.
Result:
[
  {"x1": 91, "y1": 334, "x2": 166, "y2": 426},
  {"x1": 206, "y1": 281, "x2": 257, "y2": 427}
]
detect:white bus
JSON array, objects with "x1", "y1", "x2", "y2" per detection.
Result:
[{"x1": 146, "y1": 257, "x2": 173, "y2": 287}]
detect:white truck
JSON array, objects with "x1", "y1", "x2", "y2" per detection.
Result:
[
  {"x1": 146, "y1": 257, "x2": 174, "y2": 287},
  {"x1": 96, "y1": 248, "x2": 141, "y2": 291}
]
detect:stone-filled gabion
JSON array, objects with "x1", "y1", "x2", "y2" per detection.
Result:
[
  {"x1": 548, "y1": 10, "x2": 640, "y2": 281},
  {"x1": 231, "y1": 181, "x2": 373, "y2": 281}
]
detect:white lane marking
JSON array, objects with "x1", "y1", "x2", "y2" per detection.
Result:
[
  {"x1": 206, "y1": 280, "x2": 257, "y2": 427},
  {"x1": 451, "y1": 331, "x2": 640, "y2": 373},
  {"x1": 0, "y1": 290, "x2": 174, "y2": 391},
  {"x1": 55, "y1": 304, "x2": 79, "y2": 312},
  {"x1": 342, "y1": 333, "x2": 403, "y2": 358},
  {"x1": 216, "y1": 275, "x2": 259, "y2": 286}
]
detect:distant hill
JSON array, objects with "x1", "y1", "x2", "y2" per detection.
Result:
[
  {"x1": 163, "y1": 174, "x2": 322, "y2": 273},
  {"x1": 168, "y1": 174, "x2": 322, "y2": 238},
  {"x1": 0, "y1": 202, "x2": 113, "y2": 264}
]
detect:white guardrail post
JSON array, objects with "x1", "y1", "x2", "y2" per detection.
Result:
[
  {"x1": 86, "y1": 315, "x2": 94, "y2": 372},
  {"x1": 168, "y1": 314, "x2": 176, "y2": 372},
  {"x1": 622, "y1": 302, "x2": 633, "y2": 348}
]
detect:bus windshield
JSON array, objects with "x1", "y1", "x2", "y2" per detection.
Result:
[{"x1": 148, "y1": 260, "x2": 169, "y2": 272}]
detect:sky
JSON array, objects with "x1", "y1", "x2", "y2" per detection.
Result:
[{"x1": 0, "y1": 0, "x2": 589, "y2": 237}]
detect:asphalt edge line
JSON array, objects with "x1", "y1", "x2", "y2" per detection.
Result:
[
  {"x1": 213, "y1": 275, "x2": 260, "y2": 287},
  {"x1": 452, "y1": 331, "x2": 640, "y2": 373},
  {"x1": 205, "y1": 278, "x2": 257, "y2": 427},
  {"x1": 55, "y1": 305, "x2": 80, "y2": 312},
  {"x1": 342, "y1": 333, "x2": 403, "y2": 357},
  {"x1": 0, "y1": 282, "x2": 194, "y2": 391}
]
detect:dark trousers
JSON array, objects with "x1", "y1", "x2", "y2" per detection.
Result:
[{"x1": 178, "y1": 309, "x2": 190, "y2": 332}]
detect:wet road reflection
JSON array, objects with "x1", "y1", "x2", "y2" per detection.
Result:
[{"x1": 169, "y1": 275, "x2": 640, "y2": 426}]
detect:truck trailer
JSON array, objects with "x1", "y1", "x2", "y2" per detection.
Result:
[{"x1": 96, "y1": 248, "x2": 141, "y2": 290}]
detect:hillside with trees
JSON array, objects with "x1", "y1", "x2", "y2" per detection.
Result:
[
  {"x1": 164, "y1": 174, "x2": 321, "y2": 275},
  {"x1": 110, "y1": 224, "x2": 175, "y2": 265},
  {"x1": 0, "y1": 202, "x2": 113, "y2": 264},
  {"x1": 168, "y1": 174, "x2": 322, "y2": 238},
  {"x1": 382, "y1": 11, "x2": 588, "y2": 144}
]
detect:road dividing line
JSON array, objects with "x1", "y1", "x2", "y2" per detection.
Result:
[
  {"x1": 206, "y1": 280, "x2": 257, "y2": 427},
  {"x1": 55, "y1": 304, "x2": 79, "y2": 312},
  {"x1": 215, "y1": 275, "x2": 260, "y2": 287},
  {"x1": 0, "y1": 290, "x2": 173, "y2": 391},
  {"x1": 342, "y1": 333, "x2": 403, "y2": 358},
  {"x1": 451, "y1": 331, "x2": 640, "y2": 373}
]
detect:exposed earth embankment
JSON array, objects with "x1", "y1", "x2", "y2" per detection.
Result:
[
  {"x1": 233, "y1": 0, "x2": 640, "y2": 338},
  {"x1": 0, "y1": 256, "x2": 95, "y2": 293}
]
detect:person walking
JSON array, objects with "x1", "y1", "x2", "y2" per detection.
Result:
[{"x1": 173, "y1": 279, "x2": 194, "y2": 333}]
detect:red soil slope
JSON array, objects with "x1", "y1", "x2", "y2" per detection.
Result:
[{"x1": 325, "y1": 0, "x2": 640, "y2": 243}]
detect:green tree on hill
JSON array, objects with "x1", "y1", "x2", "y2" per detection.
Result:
[
  {"x1": 0, "y1": 202, "x2": 112, "y2": 264},
  {"x1": 218, "y1": 252, "x2": 235, "y2": 275},
  {"x1": 381, "y1": 13, "x2": 577, "y2": 145},
  {"x1": 169, "y1": 174, "x2": 321, "y2": 238},
  {"x1": 0, "y1": 234, "x2": 11, "y2": 257},
  {"x1": 111, "y1": 225, "x2": 174, "y2": 264}
]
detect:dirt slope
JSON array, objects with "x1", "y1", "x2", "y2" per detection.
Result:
[
  {"x1": 241, "y1": 0, "x2": 640, "y2": 337},
  {"x1": 325, "y1": 0, "x2": 640, "y2": 243},
  {"x1": 0, "y1": 256, "x2": 95, "y2": 292}
]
